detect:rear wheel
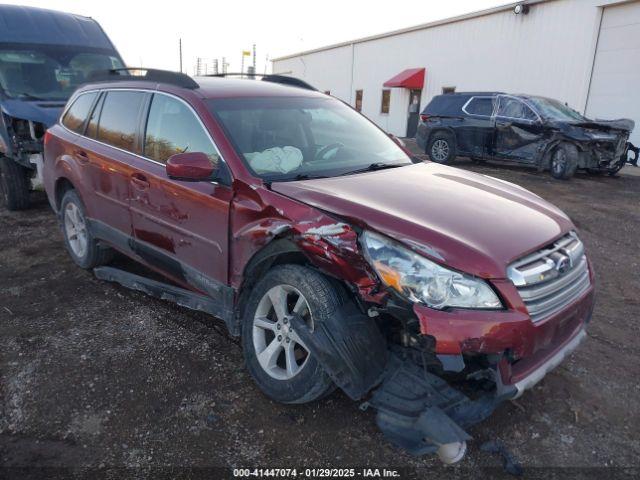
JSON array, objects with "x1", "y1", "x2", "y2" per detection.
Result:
[
  {"x1": 242, "y1": 265, "x2": 338, "y2": 404},
  {"x1": 550, "y1": 144, "x2": 578, "y2": 180},
  {"x1": 0, "y1": 156, "x2": 30, "y2": 211},
  {"x1": 427, "y1": 132, "x2": 456, "y2": 164},
  {"x1": 60, "y1": 189, "x2": 113, "y2": 269}
]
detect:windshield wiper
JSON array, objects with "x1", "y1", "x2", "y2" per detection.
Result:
[
  {"x1": 339, "y1": 162, "x2": 407, "y2": 176},
  {"x1": 290, "y1": 173, "x2": 329, "y2": 181}
]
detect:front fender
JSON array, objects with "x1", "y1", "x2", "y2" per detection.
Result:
[{"x1": 230, "y1": 181, "x2": 384, "y2": 305}]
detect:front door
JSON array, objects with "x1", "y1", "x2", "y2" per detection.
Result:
[
  {"x1": 493, "y1": 95, "x2": 545, "y2": 163},
  {"x1": 128, "y1": 92, "x2": 232, "y2": 296},
  {"x1": 406, "y1": 89, "x2": 422, "y2": 138}
]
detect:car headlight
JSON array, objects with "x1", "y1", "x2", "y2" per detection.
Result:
[{"x1": 362, "y1": 231, "x2": 502, "y2": 310}]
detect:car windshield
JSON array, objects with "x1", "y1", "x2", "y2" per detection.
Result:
[
  {"x1": 209, "y1": 96, "x2": 412, "y2": 181},
  {"x1": 528, "y1": 97, "x2": 586, "y2": 122},
  {"x1": 0, "y1": 44, "x2": 124, "y2": 101}
]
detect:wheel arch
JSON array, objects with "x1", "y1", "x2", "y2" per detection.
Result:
[
  {"x1": 54, "y1": 177, "x2": 77, "y2": 212},
  {"x1": 235, "y1": 236, "x2": 352, "y2": 325}
]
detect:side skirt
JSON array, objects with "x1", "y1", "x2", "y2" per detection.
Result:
[{"x1": 88, "y1": 219, "x2": 237, "y2": 335}]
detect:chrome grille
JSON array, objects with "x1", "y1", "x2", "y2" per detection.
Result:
[{"x1": 508, "y1": 233, "x2": 591, "y2": 323}]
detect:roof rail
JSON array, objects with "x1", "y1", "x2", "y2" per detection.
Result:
[
  {"x1": 204, "y1": 73, "x2": 317, "y2": 91},
  {"x1": 86, "y1": 68, "x2": 200, "y2": 89}
]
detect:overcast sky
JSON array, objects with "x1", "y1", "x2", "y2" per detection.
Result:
[{"x1": 7, "y1": 0, "x2": 508, "y2": 74}]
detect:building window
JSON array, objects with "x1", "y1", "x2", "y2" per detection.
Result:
[
  {"x1": 355, "y1": 90, "x2": 363, "y2": 112},
  {"x1": 381, "y1": 89, "x2": 391, "y2": 114},
  {"x1": 442, "y1": 86, "x2": 456, "y2": 94}
]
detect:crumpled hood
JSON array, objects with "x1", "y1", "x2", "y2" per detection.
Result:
[
  {"x1": 272, "y1": 163, "x2": 574, "y2": 278},
  {"x1": 1, "y1": 99, "x2": 65, "y2": 128},
  {"x1": 573, "y1": 118, "x2": 635, "y2": 133}
]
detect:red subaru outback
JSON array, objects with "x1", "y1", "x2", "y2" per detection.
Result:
[{"x1": 43, "y1": 70, "x2": 594, "y2": 463}]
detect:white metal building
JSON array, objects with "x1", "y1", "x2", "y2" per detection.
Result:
[{"x1": 273, "y1": 0, "x2": 640, "y2": 145}]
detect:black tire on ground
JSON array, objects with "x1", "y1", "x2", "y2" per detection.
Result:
[
  {"x1": 550, "y1": 143, "x2": 578, "y2": 180},
  {"x1": 242, "y1": 264, "x2": 338, "y2": 404},
  {"x1": 59, "y1": 189, "x2": 113, "y2": 269},
  {"x1": 427, "y1": 131, "x2": 457, "y2": 164},
  {"x1": 0, "y1": 156, "x2": 31, "y2": 211}
]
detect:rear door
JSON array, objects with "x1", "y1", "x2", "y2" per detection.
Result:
[
  {"x1": 458, "y1": 96, "x2": 495, "y2": 157},
  {"x1": 74, "y1": 89, "x2": 147, "y2": 238},
  {"x1": 128, "y1": 92, "x2": 233, "y2": 293},
  {"x1": 492, "y1": 95, "x2": 545, "y2": 163}
]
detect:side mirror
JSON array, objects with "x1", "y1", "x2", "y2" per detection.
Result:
[{"x1": 166, "y1": 152, "x2": 218, "y2": 182}]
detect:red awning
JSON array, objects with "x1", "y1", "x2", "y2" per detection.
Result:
[{"x1": 383, "y1": 68, "x2": 426, "y2": 89}]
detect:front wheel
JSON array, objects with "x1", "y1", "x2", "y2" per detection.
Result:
[
  {"x1": 242, "y1": 265, "x2": 338, "y2": 404},
  {"x1": 550, "y1": 144, "x2": 578, "y2": 180},
  {"x1": 0, "y1": 156, "x2": 30, "y2": 211}
]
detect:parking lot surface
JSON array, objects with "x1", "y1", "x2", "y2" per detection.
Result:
[{"x1": 1, "y1": 155, "x2": 639, "y2": 478}]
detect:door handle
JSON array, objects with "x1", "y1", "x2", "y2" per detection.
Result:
[
  {"x1": 74, "y1": 150, "x2": 89, "y2": 164},
  {"x1": 131, "y1": 173, "x2": 150, "y2": 190}
]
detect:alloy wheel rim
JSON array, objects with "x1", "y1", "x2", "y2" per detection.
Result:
[
  {"x1": 253, "y1": 284, "x2": 313, "y2": 380},
  {"x1": 432, "y1": 139, "x2": 450, "y2": 162},
  {"x1": 553, "y1": 150, "x2": 566, "y2": 174},
  {"x1": 64, "y1": 202, "x2": 88, "y2": 258}
]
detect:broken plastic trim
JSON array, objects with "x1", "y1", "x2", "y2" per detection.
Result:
[
  {"x1": 290, "y1": 307, "x2": 503, "y2": 462},
  {"x1": 94, "y1": 266, "x2": 236, "y2": 333},
  {"x1": 289, "y1": 302, "x2": 389, "y2": 400}
]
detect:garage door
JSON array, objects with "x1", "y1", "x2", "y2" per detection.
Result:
[{"x1": 586, "y1": 1, "x2": 640, "y2": 146}]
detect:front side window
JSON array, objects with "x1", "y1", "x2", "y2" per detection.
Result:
[
  {"x1": 210, "y1": 96, "x2": 412, "y2": 181},
  {"x1": 97, "y1": 91, "x2": 145, "y2": 152},
  {"x1": 464, "y1": 97, "x2": 494, "y2": 116},
  {"x1": 61, "y1": 92, "x2": 97, "y2": 133},
  {"x1": 0, "y1": 46, "x2": 123, "y2": 101},
  {"x1": 144, "y1": 94, "x2": 219, "y2": 165},
  {"x1": 497, "y1": 97, "x2": 537, "y2": 121}
]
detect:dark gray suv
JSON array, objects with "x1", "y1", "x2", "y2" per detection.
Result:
[{"x1": 416, "y1": 92, "x2": 638, "y2": 179}]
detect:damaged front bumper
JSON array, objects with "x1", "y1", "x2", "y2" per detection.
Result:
[
  {"x1": 290, "y1": 275, "x2": 593, "y2": 463},
  {"x1": 498, "y1": 327, "x2": 587, "y2": 399}
]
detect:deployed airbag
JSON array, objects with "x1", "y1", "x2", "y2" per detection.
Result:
[{"x1": 246, "y1": 146, "x2": 303, "y2": 174}]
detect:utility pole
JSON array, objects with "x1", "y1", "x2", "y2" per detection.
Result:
[
  {"x1": 252, "y1": 43, "x2": 256, "y2": 72},
  {"x1": 179, "y1": 38, "x2": 183, "y2": 73}
]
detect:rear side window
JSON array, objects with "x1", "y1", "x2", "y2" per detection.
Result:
[
  {"x1": 464, "y1": 97, "x2": 494, "y2": 116},
  {"x1": 61, "y1": 92, "x2": 97, "y2": 134},
  {"x1": 97, "y1": 91, "x2": 145, "y2": 152},
  {"x1": 423, "y1": 95, "x2": 469, "y2": 116},
  {"x1": 144, "y1": 94, "x2": 219, "y2": 165}
]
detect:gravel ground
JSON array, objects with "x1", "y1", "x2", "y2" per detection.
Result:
[{"x1": 1, "y1": 150, "x2": 639, "y2": 479}]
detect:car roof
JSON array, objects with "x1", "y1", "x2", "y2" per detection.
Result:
[
  {"x1": 0, "y1": 4, "x2": 117, "y2": 50},
  {"x1": 194, "y1": 77, "x2": 324, "y2": 99},
  {"x1": 75, "y1": 76, "x2": 327, "y2": 100},
  {"x1": 439, "y1": 92, "x2": 504, "y2": 97}
]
